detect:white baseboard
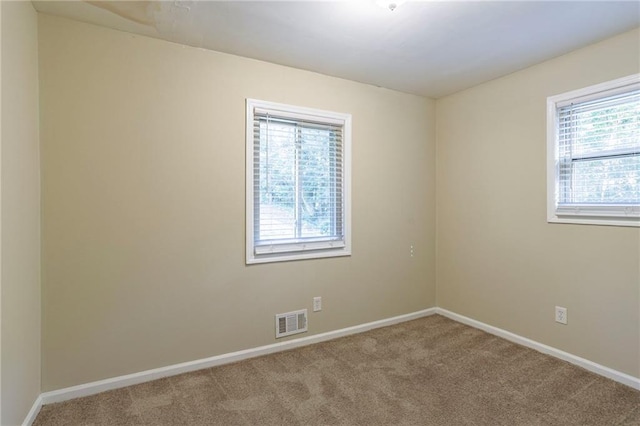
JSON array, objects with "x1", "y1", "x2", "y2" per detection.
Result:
[
  {"x1": 25, "y1": 305, "x2": 640, "y2": 425},
  {"x1": 436, "y1": 308, "x2": 640, "y2": 391},
  {"x1": 39, "y1": 308, "x2": 437, "y2": 405},
  {"x1": 22, "y1": 395, "x2": 43, "y2": 426}
]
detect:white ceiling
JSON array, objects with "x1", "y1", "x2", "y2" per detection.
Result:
[{"x1": 32, "y1": 0, "x2": 640, "y2": 98}]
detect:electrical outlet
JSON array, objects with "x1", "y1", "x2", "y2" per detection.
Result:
[
  {"x1": 555, "y1": 306, "x2": 567, "y2": 324},
  {"x1": 313, "y1": 297, "x2": 322, "y2": 312},
  {"x1": 410, "y1": 245, "x2": 415, "y2": 257}
]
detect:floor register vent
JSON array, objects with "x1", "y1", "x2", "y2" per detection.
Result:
[{"x1": 275, "y1": 309, "x2": 308, "y2": 338}]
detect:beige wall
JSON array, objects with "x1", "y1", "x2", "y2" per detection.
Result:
[
  {"x1": 37, "y1": 10, "x2": 638, "y2": 395},
  {"x1": 436, "y1": 28, "x2": 640, "y2": 378},
  {"x1": 39, "y1": 15, "x2": 436, "y2": 391},
  {"x1": 1, "y1": 1, "x2": 41, "y2": 424}
]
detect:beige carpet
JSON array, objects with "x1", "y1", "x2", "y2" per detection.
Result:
[{"x1": 34, "y1": 315, "x2": 640, "y2": 425}]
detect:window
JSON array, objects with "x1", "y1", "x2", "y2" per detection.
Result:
[
  {"x1": 246, "y1": 99, "x2": 351, "y2": 264},
  {"x1": 547, "y1": 74, "x2": 640, "y2": 227}
]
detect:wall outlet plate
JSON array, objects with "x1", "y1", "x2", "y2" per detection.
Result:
[
  {"x1": 313, "y1": 296, "x2": 322, "y2": 312},
  {"x1": 555, "y1": 306, "x2": 567, "y2": 324}
]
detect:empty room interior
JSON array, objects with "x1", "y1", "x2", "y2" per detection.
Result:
[{"x1": 2, "y1": 0, "x2": 640, "y2": 425}]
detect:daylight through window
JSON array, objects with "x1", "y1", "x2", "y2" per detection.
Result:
[
  {"x1": 547, "y1": 74, "x2": 640, "y2": 226},
  {"x1": 246, "y1": 99, "x2": 352, "y2": 263}
]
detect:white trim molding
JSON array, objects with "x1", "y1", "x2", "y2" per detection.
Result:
[
  {"x1": 546, "y1": 73, "x2": 640, "y2": 228},
  {"x1": 24, "y1": 305, "x2": 640, "y2": 424},
  {"x1": 436, "y1": 308, "x2": 640, "y2": 391},
  {"x1": 245, "y1": 98, "x2": 353, "y2": 264},
  {"x1": 22, "y1": 395, "x2": 43, "y2": 426},
  {"x1": 39, "y1": 308, "x2": 436, "y2": 405}
]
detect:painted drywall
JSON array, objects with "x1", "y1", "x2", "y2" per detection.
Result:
[
  {"x1": 436, "y1": 28, "x2": 640, "y2": 378},
  {"x1": 0, "y1": 2, "x2": 3, "y2": 419},
  {"x1": 1, "y1": 1, "x2": 41, "y2": 424},
  {"x1": 39, "y1": 14, "x2": 436, "y2": 391}
]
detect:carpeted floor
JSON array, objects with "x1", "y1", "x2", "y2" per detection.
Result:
[{"x1": 34, "y1": 315, "x2": 640, "y2": 425}]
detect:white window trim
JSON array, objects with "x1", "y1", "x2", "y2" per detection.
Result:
[
  {"x1": 546, "y1": 74, "x2": 640, "y2": 227},
  {"x1": 245, "y1": 99, "x2": 352, "y2": 264}
]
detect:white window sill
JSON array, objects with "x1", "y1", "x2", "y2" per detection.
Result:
[
  {"x1": 247, "y1": 248, "x2": 351, "y2": 265},
  {"x1": 548, "y1": 215, "x2": 640, "y2": 228}
]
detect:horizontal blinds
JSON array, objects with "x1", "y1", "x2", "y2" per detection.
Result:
[
  {"x1": 253, "y1": 107, "x2": 345, "y2": 126},
  {"x1": 557, "y1": 87, "x2": 640, "y2": 205},
  {"x1": 252, "y1": 110, "x2": 345, "y2": 252}
]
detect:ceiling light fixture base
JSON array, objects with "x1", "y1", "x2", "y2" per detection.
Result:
[{"x1": 376, "y1": 0, "x2": 406, "y2": 12}]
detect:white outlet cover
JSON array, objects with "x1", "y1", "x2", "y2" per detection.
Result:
[
  {"x1": 313, "y1": 297, "x2": 322, "y2": 312},
  {"x1": 555, "y1": 306, "x2": 567, "y2": 324}
]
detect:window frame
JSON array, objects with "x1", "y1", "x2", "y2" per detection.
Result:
[
  {"x1": 245, "y1": 98, "x2": 352, "y2": 264},
  {"x1": 546, "y1": 74, "x2": 640, "y2": 227}
]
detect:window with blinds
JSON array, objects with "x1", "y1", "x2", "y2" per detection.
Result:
[
  {"x1": 246, "y1": 99, "x2": 352, "y2": 263},
  {"x1": 547, "y1": 74, "x2": 640, "y2": 226}
]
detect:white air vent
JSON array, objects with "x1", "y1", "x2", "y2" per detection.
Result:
[{"x1": 275, "y1": 309, "x2": 308, "y2": 338}]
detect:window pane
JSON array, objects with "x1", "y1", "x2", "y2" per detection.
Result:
[
  {"x1": 557, "y1": 86, "x2": 640, "y2": 207},
  {"x1": 548, "y1": 76, "x2": 640, "y2": 226},
  {"x1": 300, "y1": 127, "x2": 336, "y2": 238},
  {"x1": 571, "y1": 155, "x2": 640, "y2": 204},
  {"x1": 247, "y1": 99, "x2": 351, "y2": 263},
  {"x1": 255, "y1": 121, "x2": 342, "y2": 242},
  {"x1": 258, "y1": 122, "x2": 296, "y2": 240},
  {"x1": 560, "y1": 91, "x2": 640, "y2": 158}
]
